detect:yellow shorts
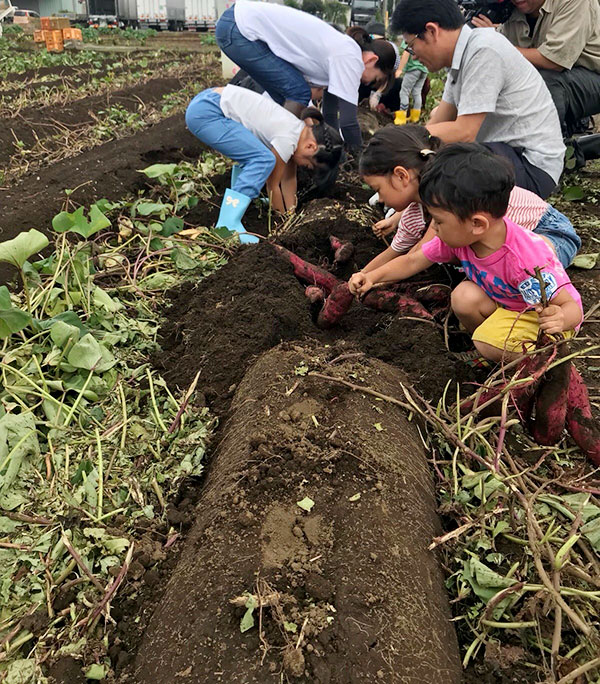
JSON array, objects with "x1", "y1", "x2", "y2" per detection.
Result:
[{"x1": 472, "y1": 308, "x2": 574, "y2": 353}]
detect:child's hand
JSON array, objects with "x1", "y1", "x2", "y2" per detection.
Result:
[
  {"x1": 373, "y1": 215, "x2": 397, "y2": 238},
  {"x1": 536, "y1": 303, "x2": 565, "y2": 335},
  {"x1": 349, "y1": 272, "x2": 373, "y2": 296}
]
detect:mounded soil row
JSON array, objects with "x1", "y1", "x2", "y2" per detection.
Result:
[
  {"x1": 1, "y1": 55, "x2": 189, "y2": 103},
  {"x1": 128, "y1": 344, "x2": 462, "y2": 683},
  {"x1": 0, "y1": 114, "x2": 206, "y2": 283},
  {"x1": 0, "y1": 76, "x2": 187, "y2": 167}
]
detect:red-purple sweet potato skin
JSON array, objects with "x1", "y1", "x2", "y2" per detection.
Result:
[
  {"x1": 530, "y1": 357, "x2": 569, "y2": 445},
  {"x1": 567, "y1": 366, "x2": 600, "y2": 466},
  {"x1": 317, "y1": 283, "x2": 355, "y2": 329},
  {"x1": 361, "y1": 290, "x2": 433, "y2": 319},
  {"x1": 274, "y1": 245, "x2": 340, "y2": 294}
]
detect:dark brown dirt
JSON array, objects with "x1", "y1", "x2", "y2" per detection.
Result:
[
  {"x1": 4, "y1": 63, "x2": 91, "y2": 83},
  {"x1": 0, "y1": 115, "x2": 208, "y2": 285},
  {"x1": 127, "y1": 344, "x2": 462, "y2": 683},
  {"x1": 0, "y1": 77, "x2": 186, "y2": 168},
  {"x1": 155, "y1": 239, "x2": 464, "y2": 416},
  {"x1": 0, "y1": 56, "x2": 184, "y2": 103}
]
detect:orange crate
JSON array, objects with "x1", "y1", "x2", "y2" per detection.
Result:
[
  {"x1": 33, "y1": 29, "x2": 47, "y2": 42},
  {"x1": 62, "y1": 27, "x2": 82, "y2": 41},
  {"x1": 48, "y1": 17, "x2": 70, "y2": 29},
  {"x1": 40, "y1": 16, "x2": 51, "y2": 30},
  {"x1": 45, "y1": 30, "x2": 64, "y2": 52}
]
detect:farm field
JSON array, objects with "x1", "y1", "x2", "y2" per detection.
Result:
[{"x1": 0, "y1": 32, "x2": 600, "y2": 684}]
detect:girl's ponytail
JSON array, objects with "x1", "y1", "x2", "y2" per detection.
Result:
[
  {"x1": 346, "y1": 25, "x2": 373, "y2": 48},
  {"x1": 359, "y1": 124, "x2": 442, "y2": 176},
  {"x1": 300, "y1": 106, "x2": 344, "y2": 171}
]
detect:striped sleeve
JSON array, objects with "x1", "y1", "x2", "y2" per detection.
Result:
[
  {"x1": 390, "y1": 203, "x2": 427, "y2": 253},
  {"x1": 505, "y1": 186, "x2": 549, "y2": 231}
]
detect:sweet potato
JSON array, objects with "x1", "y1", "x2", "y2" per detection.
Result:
[
  {"x1": 274, "y1": 245, "x2": 340, "y2": 294},
  {"x1": 566, "y1": 366, "x2": 600, "y2": 466},
  {"x1": 361, "y1": 289, "x2": 433, "y2": 320},
  {"x1": 530, "y1": 347, "x2": 570, "y2": 446},
  {"x1": 317, "y1": 282, "x2": 355, "y2": 329},
  {"x1": 329, "y1": 236, "x2": 355, "y2": 266},
  {"x1": 304, "y1": 286, "x2": 325, "y2": 304},
  {"x1": 459, "y1": 348, "x2": 555, "y2": 419}
]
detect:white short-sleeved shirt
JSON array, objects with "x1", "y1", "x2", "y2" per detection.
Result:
[
  {"x1": 219, "y1": 84, "x2": 304, "y2": 163},
  {"x1": 442, "y1": 25, "x2": 565, "y2": 183},
  {"x1": 234, "y1": 0, "x2": 365, "y2": 105}
]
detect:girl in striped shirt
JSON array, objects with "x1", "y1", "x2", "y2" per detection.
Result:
[{"x1": 359, "y1": 125, "x2": 580, "y2": 274}]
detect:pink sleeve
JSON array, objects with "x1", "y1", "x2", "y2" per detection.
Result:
[{"x1": 421, "y1": 236, "x2": 455, "y2": 263}]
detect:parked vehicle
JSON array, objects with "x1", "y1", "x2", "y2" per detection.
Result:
[
  {"x1": 350, "y1": 0, "x2": 379, "y2": 26},
  {"x1": 13, "y1": 7, "x2": 40, "y2": 24},
  {"x1": 184, "y1": 0, "x2": 217, "y2": 31},
  {"x1": 87, "y1": 0, "x2": 185, "y2": 29}
]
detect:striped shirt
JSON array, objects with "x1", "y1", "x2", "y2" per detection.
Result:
[{"x1": 390, "y1": 187, "x2": 550, "y2": 254}]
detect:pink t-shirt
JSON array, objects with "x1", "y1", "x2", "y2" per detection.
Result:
[
  {"x1": 421, "y1": 217, "x2": 583, "y2": 317},
  {"x1": 391, "y1": 186, "x2": 550, "y2": 253}
]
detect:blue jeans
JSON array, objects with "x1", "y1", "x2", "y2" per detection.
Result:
[
  {"x1": 185, "y1": 89, "x2": 275, "y2": 199},
  {"x1": 215, "y1": 5, "x2": 311, "y2": 107},
  {"x1": 533, "y1": 205, "x2": 581, "y2": 269},
  {"x1": 483, "y1": 142, "x2": 556, "y2": 200}
]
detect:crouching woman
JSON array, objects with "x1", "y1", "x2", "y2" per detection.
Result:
[{"x1": 185, "y1": 84, "x2": 343, "y2": 243}]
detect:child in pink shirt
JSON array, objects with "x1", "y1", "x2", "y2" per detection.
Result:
[
  {"x1": 359, "y1": 125, "x2": 580, "y2": 271},
  {"x1": 349, "y1": 144, "x2": 583, "y2": 362}
]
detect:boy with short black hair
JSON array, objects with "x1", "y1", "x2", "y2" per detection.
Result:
[{"x1": 349, "y1": 144, "x2": 583, "y2": 362}]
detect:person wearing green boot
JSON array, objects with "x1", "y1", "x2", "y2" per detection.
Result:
[
  {"x1": 185, "y1": 84, "x2": 343, "y2": 244},
  {"x1": 394, "y1": 38, "x2": 428, "y2": 126}
]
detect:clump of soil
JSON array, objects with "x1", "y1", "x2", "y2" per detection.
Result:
[{"x1": 128, "y1": 344, "x2": 462, "y2": 683}]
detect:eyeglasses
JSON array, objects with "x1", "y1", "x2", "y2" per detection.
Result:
[{"x1": 405, "y1": 34, "x2": 421, "y2": 56}]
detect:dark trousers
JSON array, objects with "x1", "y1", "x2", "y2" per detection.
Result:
[
  {"x1": 483, "y1": 142, "x2": 557, "y2": 199},
  {"x1": 539, "y1": 66, "x2": 600, "y2": 137}
]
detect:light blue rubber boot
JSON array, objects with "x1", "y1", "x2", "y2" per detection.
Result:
[{"x1": 215, "y1": 188, "x2": 259, "y2": 244}]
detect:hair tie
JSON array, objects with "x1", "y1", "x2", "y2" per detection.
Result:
[{"x1": 420, "y1": 148, "x2": 436, "y2": 158}]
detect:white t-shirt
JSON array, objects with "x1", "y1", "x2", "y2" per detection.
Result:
[
  {"x1": 219, "y1": 84, "x2": 305, "y2": 162},
  {"x1": 234, "y1": 0, "x2": 365, "y2": 105}
]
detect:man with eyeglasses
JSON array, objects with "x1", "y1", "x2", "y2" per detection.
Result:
[{"x1": 391, "y1": 0, "x2": 564, "y2": 199}]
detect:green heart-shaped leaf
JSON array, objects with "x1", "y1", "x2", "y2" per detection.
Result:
[
  {"x1": 139, "y1": 163, "x2": 178, "y2": 178},
  {"x1": 0, "y1": 230, "x2": 49, "y2": 268},
  {"x1": 0, "y1": 285, "x2": 31, "y2": 338}
]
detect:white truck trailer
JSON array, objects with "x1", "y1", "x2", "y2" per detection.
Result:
[{"x1": 87, "y1": 0, "x2": 185, "y2": 29}]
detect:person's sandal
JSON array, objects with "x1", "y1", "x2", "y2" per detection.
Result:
[{"x1": 453, "y1": 350, "x2": 492, "y2": 369}]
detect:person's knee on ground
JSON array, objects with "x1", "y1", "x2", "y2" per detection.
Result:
[{"x1": 451, "y1": 281, "x2": 497, "y2": 333}]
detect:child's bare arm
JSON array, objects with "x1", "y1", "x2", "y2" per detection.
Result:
[
  {"x1": 373, "y1": 211, "x2": 401, "y2": 238},
  {"x1": 349, "y1": 248, "x2": 433, "y2": 295},
  {"x1": 266, "y1": 151, "x2": 288, "y2": 213},
  {"x1": 362, "y1": 246, "x2": 400, "y2": 274},
  {"x1": 279, "y1": 161, "x2": 297, "y2": 212},
  {"x1": 396, "y1": 50, "x2": 409, "y2": 78},
  {"x1": 536, "y1": 289, "x2": 583, "y2": 334}
]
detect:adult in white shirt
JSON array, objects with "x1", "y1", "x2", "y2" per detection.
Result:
[{"x1": 215, "y1": 0, "x2": 396, "y2": 149}]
